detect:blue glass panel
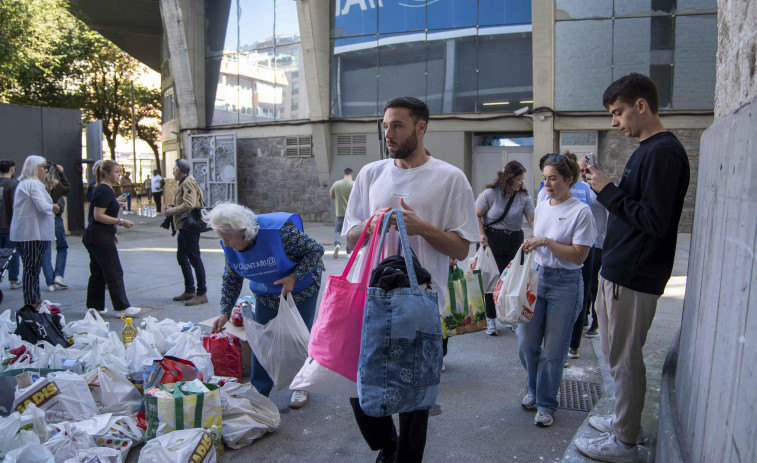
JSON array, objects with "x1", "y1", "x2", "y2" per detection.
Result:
[
  {"x1": 479, "y1": 0, "x2": 532, "y2": 26},
  {"x1": 428, "y1": 0, "x2": 476, "y2": 30},
  {"x1": 378, "y1": 1, "x2": 425, "y2": 34},
  {"x1": 333, "y1": 0, "x2": 378, "y2": 37},
  {"x1": 332, "y1": 37, "x2": 378, "y2": 116}
]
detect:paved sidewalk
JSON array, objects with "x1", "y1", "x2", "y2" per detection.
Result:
[{"x1": 0, "y1": 208, "x2": 689, "y2": 462}]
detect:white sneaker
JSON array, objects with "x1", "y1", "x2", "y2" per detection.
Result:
[
  {"x1": 53, "y1": 276, "x2": 67, "y2": 288},
  {"x1": 521, "y1": 391, "x2": 536, "y2": 410},
  {"x1": 9, "y1": 280, "x2": 21, "y2": 290},
  {"x1": 47, "y1": 285, "x2": 55, "y2": 292},
  {"x1": 568, "y1": 348, "x2": 579, "y2": 359},
  {"x1": 442, "y1": 361, "x2": 446, "y2": 372},
  {"x1": 574, "y1": 433, "x2": 639, "y2": 462},
  {"x1": 333, "y1": 244, "x2": 340, "y2": 259},
  {"x1": 589, "y1": 415, "x2": 645, "y2": 445},
  {"x1": 91, "y1": 307, "x2": 109, "y2": 314},
  {"x1": 122, "y1": 306, "x2": 142, "y2": 316},
  {"x1": 485, "y1": 318, "x2": 498, "y2": 336},
  {"x1": 290, "y1": 390, "x2": 308, "y2": 409},
  {"x1": 534, "y1": 410, "x2": 553, "y2": 427}
]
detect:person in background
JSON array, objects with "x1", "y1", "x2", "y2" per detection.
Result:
[
  {"x1": 83, "y1": 159, "x2": 141, "y2": 316},
  {"x1": 144, "y1": 175, "x2": 152, "y2": 205},
  {"x1": 329, "y1": 167, "x2": 354, "y2": 259},
  {"x1": 87, "y1": 160, "x2": 103, "y2": 204},
  {"x1": 164, "y1": 159, "x2": 207, "y2": 307},
  {"x1": 475, "y1": 160, "x2": 535, "y2": 335},
  {"x1": 10, "y1": 156, "x2": 58, "y2": 309},
  {"x1": 120, "y1": 171, "x2": 134, "y2": 214},
  {"x1": 40, "y1": 162, "x2": 70, "y2": 291},
  {"x1": 519, "y1": 153, "x2": 596, "y2": 428},
  {"x1": 0, "y1": 160, "x2": 21, "y2": 290},
  {"x1": 151, "y1": 169, "x2": 163, "y2": 213},
  {"x1": 208, "y1": 202, "x2": 324, "y2": 409}
]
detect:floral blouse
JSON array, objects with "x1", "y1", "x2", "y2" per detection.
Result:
[{"x1": 220, "y1": 220, "x2": 324, "y2": 314}]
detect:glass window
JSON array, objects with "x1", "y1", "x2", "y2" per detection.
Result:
[
  {"x1": 479, "y1": 0, "x2": 531, "y2": 26},
  {"x1": 425, "y1": 40, "x2": 446, "y2": 114},
  {"x1": 555, "y1": 20, "x2": 613, "y2": 110},
  {"x1": 333, "y1": 0, "x2": 378, "y2": 37},
  {"x1": 555, "y1": 0, "x2": 612, "y2": 20},
  {"x1": 208, "y1": 53, "x2": 239, "y2": 126},
  {"x1": 378, "y1": 2, "x2": 425, "y2": 34},
  {"x1": 275, "y1": 0, "x2": 299, "y2": 42},
  {"x1": 162, "y1": 88, "x2": 175, "y2": 123},
  {"x1": 332, "y1": 37, "x2": 378, "y2": 117},
  {"x1": 615, "y1": 0, "x2": 667, "y2": 17},
  {"x1": 378, "y1": 36, "x2": 427, "y2": 108},
  {"x1": 477, "y1": 29, "x2": 533, "y2": 112},
  {"x1": 677, "y1": 0, "x2": 717, "y2": 12},
  {"x1": 673, "y1": 14, "x2": 716, "y2": 109},
  {"x1": 451, "y1": 36, "x2": 478, "y2": 113},
  {"x1": 206, "y1": 0, "x2": 238, "y2": 56},
  {"x1": 428, "y1": 0, "x2": 476, "y2": 30},
  {"x1": 239, "y1": 0, "x2": 274, "y2": 49},
  {"x1": 612, "y1": 18, "x2": 652, "y2": 79}
]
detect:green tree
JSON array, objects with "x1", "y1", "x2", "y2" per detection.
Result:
[{"x1": 129, "y1": 85, "x2": 163, "y2": 174}]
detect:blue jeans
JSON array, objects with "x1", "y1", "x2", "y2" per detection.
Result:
[
  {"x1": 122, "y1": 192, "x2": 132, "y2": 211},
  {"x1": 251, "y1": 291, "x2": 318, "y2": 396},
  {"x1": 41, "y1": 216, "x2": 68, "y2": 284},
  {"x1": 0, "y1": 228, "x2": 20, "y2": 282},
  {"x1": 517, "y1": 264, "x2": 583, "y2": 413}
]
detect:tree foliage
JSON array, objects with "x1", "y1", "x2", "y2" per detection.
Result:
[{"x1": 0, "y1": 0, "x2": 160, "y2": 159}]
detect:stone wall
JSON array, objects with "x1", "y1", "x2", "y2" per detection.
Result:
[
  {"x1": 237, "y1": 137, "x2": 331, "y2": 221},
  {"x1": 715, "y1": 0, "x2": 757, "y2": 118},
  {"x1": 597, "y1": 128, "x2": 702, "y2": 232}
]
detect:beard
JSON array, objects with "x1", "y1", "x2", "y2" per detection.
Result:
[{"x1": 388, "y1": 130, "x2": 418, "y2": 160}]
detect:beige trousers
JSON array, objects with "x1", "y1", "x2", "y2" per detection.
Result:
[{"x1": 596, "y1": 277, "x2": 660, "y2": 444}]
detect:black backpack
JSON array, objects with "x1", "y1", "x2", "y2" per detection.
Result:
[{"x1": 14, "y1": 305, "x2": 69, "y2": 347}]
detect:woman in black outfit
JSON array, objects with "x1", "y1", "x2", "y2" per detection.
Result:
[
  {"x1": 475, "y1": 161, "x2": 535, "y2": 335},
  {"x1": 83, "y1": 159, "x2": 141, "y2": 316}
]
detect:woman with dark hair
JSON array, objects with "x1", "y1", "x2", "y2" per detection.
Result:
[
  {"x1": 518, "y1": 154, "x2": 596, "y2": 428},
  {"x1": 83, "y1": 159, "x2": 141, "y2": 316},
  {"x1": 475, "y1": 160, "x2": 535, "y2": 335}
]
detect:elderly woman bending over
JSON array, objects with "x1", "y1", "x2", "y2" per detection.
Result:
[{"x1": 207, "y1": 203, "x2": 324, "y2": 409}]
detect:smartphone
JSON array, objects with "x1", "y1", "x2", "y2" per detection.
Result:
[{"x1": 584, "y1": 152, "x2": 594, "y2": 166}]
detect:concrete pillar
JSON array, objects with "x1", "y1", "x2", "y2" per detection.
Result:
[{"x1": 531, "y1": 0, "x2": 557, "y2": 192}]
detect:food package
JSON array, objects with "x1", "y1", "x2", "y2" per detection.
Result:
[
  {"x1": 138, "y1": 428, "x2": 216, "y2": 463},
  {"x1": 13, "y1": 371, "x2": 98, "y2": 424}
]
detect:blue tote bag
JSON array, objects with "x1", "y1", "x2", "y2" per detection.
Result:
[{"x1": 358, "y1": 209, "x2": 444, "y2": 417}]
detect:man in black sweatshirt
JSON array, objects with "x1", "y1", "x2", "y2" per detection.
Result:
[{"x1": 574, "y1": 73, "x2": 690, "y2": 463}]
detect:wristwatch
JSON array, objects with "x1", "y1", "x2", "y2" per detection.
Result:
[{"x1": 118, "y1": 218, "x2": 123, "y2": 226}]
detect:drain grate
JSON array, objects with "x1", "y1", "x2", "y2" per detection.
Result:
[{"x1": 558, "y1": 380, "x2": 603, "y2": 412}]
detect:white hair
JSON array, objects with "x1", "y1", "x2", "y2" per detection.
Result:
[
  {"x1": 203, "y1": 202, "x2": 259, "y2": 241},
  {"x1": 19, "y1": 155, "x2": 46, "y2": 181}
]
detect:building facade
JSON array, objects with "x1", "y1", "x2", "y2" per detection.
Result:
[{"x1": 155, "y1": 0, "x2": 715, "y2": 228}]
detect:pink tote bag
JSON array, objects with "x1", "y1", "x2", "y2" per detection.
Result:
[{"x1": 307, "y1": 212, "x2": 385, "y2": 382}]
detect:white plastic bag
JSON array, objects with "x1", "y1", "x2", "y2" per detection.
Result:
[
  {"x1": 290, "y1": 356, "x2": 358, "y2": 398},
  {"x1": 63, "y1": 447, "x2": 121, "y2": 463},
  {"x1": 125, "y1": 330, "x2": 162, "y2": 374},
  {"x1": 495, "y1": 246, "x2": 539, "y2": 325},
  {"x1": 141, "y1": 317, "x2": 169, "y2": 355},
  {"x1": 83, "y1": 366, "x2": 143, "y2": 416},
  {"x1": 43, "y1": 421, "x2": 97, "y2": 462},
  {"x1": 164, "y1": 327, "x2": 214, "y2": 380},
  {"x1": 0, "y1": 404, "x2": 47, "y2": 459},
  {"x1": 3, "y1": 444, "x2": 55, "y2": 463},
  {"x1": 63, "y1": 309, "x2": 109, "y2": 339},
  {"x1": 80, "y1": 332, "x2": 130, "y2": 376},
  {"x1": 220, "y1": 382, "x2": 280, "y2": 449},
  {"x1": 14, "y1": 371, "x2": 99, "y2": 424},
  {"x1": 469, "y1": 245, "x2": 500, "y2": 292},
  {"x1": 1, "y1": 309, "x2": 16, "y2": 333},
  {"x1": 138, "y1": 428, "x2": 216, "y2": 463},
  {"x1": 243, "y1": 294, "x2": 309, "y2": 390},
  {"x1": 52, "y1": 413, "x2": 143, "y2": 462}
]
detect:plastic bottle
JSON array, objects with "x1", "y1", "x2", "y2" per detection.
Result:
[
  {"x1": 120, "y1": 316, "x2": 137, "y2": 344},
  {"x1": 209, "y1": 424, "x2": 224, "y2": 458}
]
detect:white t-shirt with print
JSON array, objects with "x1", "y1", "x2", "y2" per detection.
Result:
[
  {"x1": 342, "y1": 157, "x2": 480, "y2": 312},
  {"x1": 533, "y1": 196, "x2": 596, "y2": 270}
]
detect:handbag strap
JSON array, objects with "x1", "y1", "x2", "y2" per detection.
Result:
[
  {"x1": 483, "y1": 193, "x2": 516, "y2": 229},
  {"x1": 376, "y1": 209, "x2": 421, "y2": 290},
  {"x1": 340, "y1": 211, "x2": 385, "y2": 284}
]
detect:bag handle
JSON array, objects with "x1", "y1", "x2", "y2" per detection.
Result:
[
  {"x1": 340, "y1": 211, "x2": 386, "y2": 285},
  {"x1": 376, "y1": 209, "x2": 422, "y2": 290}
]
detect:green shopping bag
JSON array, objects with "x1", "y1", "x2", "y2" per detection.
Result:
[
  {"x1": 441, "y1": 265, "x2": 487, "y2": 337},
  {"x1": 144, "y1": 381, "x2": 222, "y2": 441}
]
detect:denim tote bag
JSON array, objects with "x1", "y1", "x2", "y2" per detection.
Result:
[{"x1": 358, "y1": 209, "x2": 443, "y2": 417}]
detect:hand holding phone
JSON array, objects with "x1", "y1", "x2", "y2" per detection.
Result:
[{"x1": 584, "y1": 152, "x2": 594, "y2": 166}]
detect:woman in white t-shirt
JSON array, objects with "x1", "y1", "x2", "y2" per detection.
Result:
[
  {"x1": 518, "y1": 154, "x2": 596, "y2": 428},
  {"x1": 475, "y1": 160, "x2": 535, "y2": 335}
]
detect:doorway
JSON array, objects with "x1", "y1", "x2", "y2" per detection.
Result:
[{"x1": 472, "y1": 145, "x2": 534, "y2": 198}]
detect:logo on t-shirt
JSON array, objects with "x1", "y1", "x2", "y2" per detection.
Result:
[{"x1": 391, "y1": 193, "x2": 409, "y2": 200}]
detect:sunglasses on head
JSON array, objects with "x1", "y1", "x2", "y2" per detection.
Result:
[{"x1": 546, "y1": 154, "x2": 565, "y2": 163}]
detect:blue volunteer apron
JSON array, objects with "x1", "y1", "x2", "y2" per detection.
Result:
[{"x1": 222, "y1": 212, "x2": 313, "y2": 295}]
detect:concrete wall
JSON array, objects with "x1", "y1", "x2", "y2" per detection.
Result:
[
  {"x1": 597, "y1": 128, "x2": 702, "y2": 232},
  {"x1": 714, "y1": 0, "x2": 757, "y2": 118},
  {"x1": 657, "y1": 1, "x2": 757, "y2": 460},
  {"x1": 0, "y1": 104, "x2": 84, "y2": 232}
]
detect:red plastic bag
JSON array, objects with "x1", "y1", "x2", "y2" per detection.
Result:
[
  {"x1": 145, "y1": 356, "x2": 201, "y2": 388},
  {"x1": 202, "y1": 332, "x2": 243, "y2": 381},
  {"x1": 230, "y1": 306, "x2": 243, "y2": 327}
]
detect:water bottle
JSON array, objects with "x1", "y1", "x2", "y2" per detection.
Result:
[{"x1": 121, "y1": 316, "x2": 137, "y2": 344}]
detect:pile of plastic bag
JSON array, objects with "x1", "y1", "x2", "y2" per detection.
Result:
[{"x1": 0, "y1": 306, "x2": 280, "y2": 462}]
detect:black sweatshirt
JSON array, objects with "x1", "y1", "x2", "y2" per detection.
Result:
[{"x1": 597, "y1": 131, "x2": 690, "y2": 295}]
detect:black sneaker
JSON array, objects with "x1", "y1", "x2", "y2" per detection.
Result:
[
  {"x1": 375, "y1": 448, "x2": 397, "y2": 463},
  {"x1": 585, "y1": 328, "x2": 599, "y2": 338}
]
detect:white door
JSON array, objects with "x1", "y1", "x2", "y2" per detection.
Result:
[{"x1": 472, "y1": 146, "x2": 535, "y2": 199}]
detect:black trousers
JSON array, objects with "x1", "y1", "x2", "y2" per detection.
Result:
[
  {"x1": 153, "y1": 191, "x2": 163, "y2": 213},
  {"x1": 349, "y1": 398, "x2": 429, "y2": 463},
  {"x1": 177, "y1": 229, "x2": 206, "y2": 295},
  {"x1": 483, "y1": 228, "x2": 524, "y2": 319},
  {"x1": 570, "y1": 246, "x2": 596, "y2": 350},
  {"x1": 83, "y1": 228, "x2": 130, "y2": 311},
  {"x1": 16, "y1": 240, "x2": 48, "y2": 306},
  {"x1": 587, "y1": 248, "x2": 603, "y2": 331}
]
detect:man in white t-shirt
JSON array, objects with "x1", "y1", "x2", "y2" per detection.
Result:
[
  {"x1": 343, "y1": 96, "x2": 479, "y2": 463},
  {"x1": 151, "y1": 169, "x2": 163, "y2": 213}
]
